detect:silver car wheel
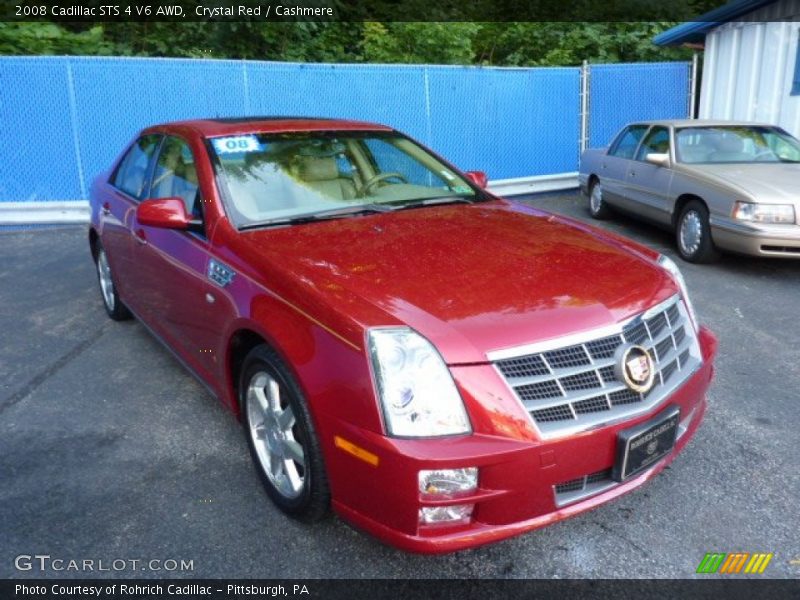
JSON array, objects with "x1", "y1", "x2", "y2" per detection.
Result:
[
  {"x1": 590, "y1": 182, "x2": 603, "y2": 213},
  {"x1": 679, "y1": 210, "x2": 703, "y2": 256},
  {"x1": 97, "y1": 249, "x2": 116, "y2": 311},
  {"x1": 246, "y1": 371, "x2": 306, "y2": 500}
]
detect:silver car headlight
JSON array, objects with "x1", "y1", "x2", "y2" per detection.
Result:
[
  {"x1": 368, "y1": 328, "x2": 471, "y2": 438},
  {"x1": 732, "y1": 202, "x2": 795, "y2": 224},
  {"x1": 658, "y1": 255, "x2": 698, "y2": 331}
]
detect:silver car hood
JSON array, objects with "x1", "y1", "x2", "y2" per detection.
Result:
[{"x1": 680, "y1": 163, "x2": 800, "y2": 203}]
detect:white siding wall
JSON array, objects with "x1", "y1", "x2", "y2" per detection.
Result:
[{"x1": 699, "y1": 0, "x2": 800, "y2": 136}]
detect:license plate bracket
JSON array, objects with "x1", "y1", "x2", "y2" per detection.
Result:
[{"x1": 612, "y1": 406, "x2": 680, "y2": 482}]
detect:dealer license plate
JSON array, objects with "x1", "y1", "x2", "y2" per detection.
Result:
[{"x1": 612, "y1": 407, "x2": 680, "y2": 482}]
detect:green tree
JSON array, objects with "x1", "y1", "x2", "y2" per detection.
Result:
[
  {"x1": 0, "y1": 19, "x2": 714, "y2": 66},
  {"x1": 0, "y1": 22, "x2": 114, "y2": 55},
  {"x1": 361, "y1": 22, "x2": 479, "y2": 64}
]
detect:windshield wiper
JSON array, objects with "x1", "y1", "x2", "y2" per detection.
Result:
[
  {"x1": 239, "y1": 204, "x2": 395, "y2": 231},
  {"x1": 391, "y1": 196, "x2": 476, "y2": 211}
]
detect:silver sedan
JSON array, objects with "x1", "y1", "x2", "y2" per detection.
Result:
[{"x1": 579, "y1": 120, "x2": 800, "y2": 262}]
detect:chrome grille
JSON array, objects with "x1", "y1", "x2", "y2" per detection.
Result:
[
  {"x1": 554, "y1": 469, "x2": 615, "y2": 505},
  {"x1": 543, "y1": 346, "x2": 591, "y2": 369},
  {"x1": 585, "y1": 335, "x2": 621, "y2": 359},
  {"x1": 491, "y1": 295, "x2": 702, "y2": 438},
  {"x1": 495, "y1": 354, "x2": 549, "y2": 378}
]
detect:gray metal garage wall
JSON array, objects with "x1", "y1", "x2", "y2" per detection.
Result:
[{"x1": 0, "y1": 57, "x2": 689, "y2": 203}]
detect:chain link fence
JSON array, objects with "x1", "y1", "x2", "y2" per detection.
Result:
[
  {"x1": 0, "y1": 56, "x2": 690, "y2": 203},
  {"x1": 587, "y1": 62, "x2": 693, "y2": 149}
]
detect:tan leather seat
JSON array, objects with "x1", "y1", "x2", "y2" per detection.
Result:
[
  {"x1": 296, "y1": 156, "x2": 356, "y2": 201},
  {"x1": 710, "y1": 135, "x2": 749, "y2": 162}
]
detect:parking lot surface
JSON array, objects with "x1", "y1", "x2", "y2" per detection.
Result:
[{"x1": 1, "y1": 192, "x2": 798, "y2": 578}]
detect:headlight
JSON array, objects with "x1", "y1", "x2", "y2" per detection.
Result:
[
  {"x1": 732, "y1": 202, "x2": 795, "y2": 224},
  {"x1": 658, "y1": 255, "x2": 698, "y2": 331},
  {"x1": 368, "y1": 328, "x2": 471, "y2": 437}
]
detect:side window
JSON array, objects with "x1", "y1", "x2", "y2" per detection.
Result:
[
  {"x1": 150, "y1": 136, "x2": 201, "y2": 218},
  {"x1": 113, "y1": 135, "x2": 160, "y2": 199},
  {"x1": 635, "y1": 127, "x2": 670, "y2": 161},
  {"x1": 609, "y1": 126, "x2": 648, "y2": 159}
]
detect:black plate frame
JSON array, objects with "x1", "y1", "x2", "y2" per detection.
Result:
[{"x1": 612, "y1": 406, "x2": 680, "y2": 482}]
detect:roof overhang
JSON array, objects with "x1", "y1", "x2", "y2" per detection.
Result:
[{"x1": 653, "y1": 0, "x2": 778, "y2": 46}]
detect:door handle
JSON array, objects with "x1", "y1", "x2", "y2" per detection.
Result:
[
  {"x1": 133, "y1": 229, "x2": 147, "y2": 245},
  {"x1": 102, "y1": 202, "x2": 111, "y2": 216},
  {"x1": 630, "y1": 171, "x2": 636, "y2": 177}
]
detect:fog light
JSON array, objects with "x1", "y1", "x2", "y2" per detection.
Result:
[
  {"x1": 419, "y1": 504, "x2": 474, "y2": 524},
  {"x1": 419, "y1": 467, "x2": 478, "y2": 497}
]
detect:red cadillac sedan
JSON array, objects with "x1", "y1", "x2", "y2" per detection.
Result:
[{"x1": 88, "y1": 117, "x2": 717, "y2": 553}]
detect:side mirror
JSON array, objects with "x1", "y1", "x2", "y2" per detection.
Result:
[
  {"x1": 645, "y1": 153, "x2": 670, "y2": 167},
  {"x1": 137, "y1": 197, "x2": 192, "y2": 229},
  {"x1": 464, "y1": 170, "x2": 488, "y2": 189}
]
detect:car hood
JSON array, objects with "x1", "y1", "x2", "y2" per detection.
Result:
[
  {"x1": 236, "y1": 200, "x2": 676, "y2": 364},
  {"x1": 680, "y1": 162, "x2": 800, "y2": 203}
]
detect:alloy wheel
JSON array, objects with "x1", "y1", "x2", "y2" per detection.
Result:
[
  {"x1": 246, "y1": 371, "x2": 306, "y2": 500},
  {"x1": 97, "y1": 249, "x2": 116, "y2": 312}
]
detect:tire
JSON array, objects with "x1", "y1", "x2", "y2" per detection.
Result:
[
  {"x1": 588, "y1": 179, "x2": 612, "y2": 220},
  {"x1": 240, "y1": 344, "x2": 330, "y2": 521},
  {"x1": 676, "y1": 200, "x2": 720, "y2": 263},
  {"x1": 94, "y1": 243, "x2": 132, "y2": 321}
]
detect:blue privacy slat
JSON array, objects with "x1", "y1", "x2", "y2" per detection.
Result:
[
  {"x1": 589, "y1": 62, "x2": 690, "y2": 148},
  {"x1": 0, "y1": 56, "x2": 689, "y2": 202},
  {"x1": 0, "y1": 58, "x2": 83, "y2": 201},
  {"x1": 69, "y1": 57, "x2": 248, "y2": 192},
  {"x1": 427, "y1": 67, "x2": 581, "y2": 179},
  {"x1": 245, "y1": 63, "x2": 431, "y2": 144}
]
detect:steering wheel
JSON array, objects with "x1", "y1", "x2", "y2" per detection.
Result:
[
  {"x1": 753, "y1": 149, "x2": 775, "y2": 161},
  {"x1": 360, "y1": 172, "x2": 408, "y2": 196}
]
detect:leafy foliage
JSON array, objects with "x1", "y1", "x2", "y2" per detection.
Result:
[
  {"x1": 0, "y1": 22, "x2": 114, "y2": 55},
  {"x1": 0, "y1": 20, "x2": 706, "y2": 65}
]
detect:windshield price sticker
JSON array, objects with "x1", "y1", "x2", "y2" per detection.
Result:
[{"x1": 213, "y1": 135, "x2": 262, "y2": 154}]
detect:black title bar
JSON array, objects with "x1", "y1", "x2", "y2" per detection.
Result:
[
  {"x1": 2, "y1": 0, "x2": 745, "y2": 23},
  {"x1": 3, "y1": 579, "x2": 800, "y2": 600}
]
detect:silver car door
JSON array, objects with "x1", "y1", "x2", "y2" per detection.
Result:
[
  {"x1": 601, "y1": 125, "x2": 649, "y2": 206},
  {"x1": 624, "y1": 126, "x2": 675, "y2": 225}
]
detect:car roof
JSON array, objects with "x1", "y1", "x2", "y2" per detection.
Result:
[
  {"x1": 142, "y1": 116, "x2": 394, "y2": 138},
  {"x1": 629, "y1": 119, "x2": 777, "y2": 129}
]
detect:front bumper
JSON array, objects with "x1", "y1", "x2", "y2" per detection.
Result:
[
  {"x1": 325, "y1": 326, "x2": 717, "y2": 554},
  {"x1": 710, "y1": 217, "x2": 800, "y2": 258}
]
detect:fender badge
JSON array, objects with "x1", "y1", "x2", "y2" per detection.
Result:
[{"x1": 207, "y1": 259, "x2": 235, "y2": 288}]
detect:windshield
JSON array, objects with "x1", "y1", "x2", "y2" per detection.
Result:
[
  {"x1": 675, "y1": 126, "x2": 800, "y2": 164},
  {"x1": 209, "y1": 131, "x2": 479, "y2": 227}
]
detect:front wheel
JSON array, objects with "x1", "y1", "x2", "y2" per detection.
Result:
[
  {"x1": 588, "y1": 179, "x2": 612, "y2": 219},
  {"x1": 94, "y1": 243, "x2": 131, "y2": 321},
  {"x1": 241, "y1": 345, "x2": 330, "y2": 521},
  {"x1": 676, "y1": 200, "x2": 720, "y2": 263}
]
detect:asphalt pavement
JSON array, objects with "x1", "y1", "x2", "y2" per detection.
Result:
[{"x1": 1, "y1": 193, "x2": 798, "y2": 579}]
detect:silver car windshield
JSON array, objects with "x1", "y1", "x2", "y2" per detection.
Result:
[
  {"x1": 675, "y1": 126, "x2": 800, "y2": 164},
  {"x1": 209, "y1": 131, "x2": 478, "y2": 227}
]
